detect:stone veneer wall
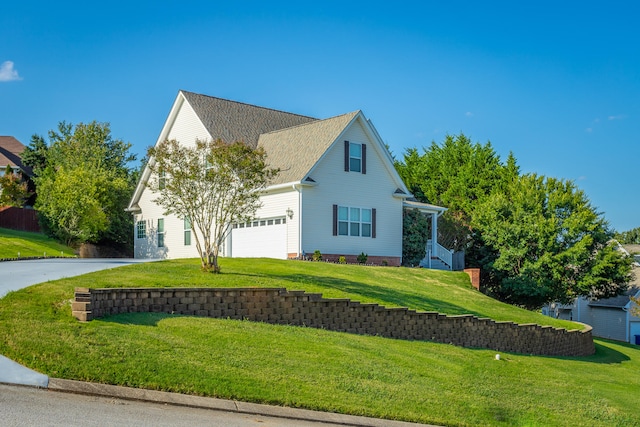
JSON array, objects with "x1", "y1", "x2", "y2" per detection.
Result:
[{"x1": 72, "y1": 287, "x2": 595, "y2": 356}]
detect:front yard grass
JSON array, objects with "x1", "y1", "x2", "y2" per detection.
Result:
[
  {"x1": 0, "y1": 227, "x2": 76, "y2": 259},
  {"x1": 1, "y1": 258, "x2": 638, "y2": 426}
]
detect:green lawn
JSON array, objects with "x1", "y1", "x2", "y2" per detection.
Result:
[
  {"x1": 1, "y1": 258, "x2": 638, "y2": 426},
  {"x1": 0, "y1": 227, "x2": 76, "y2": 259}
]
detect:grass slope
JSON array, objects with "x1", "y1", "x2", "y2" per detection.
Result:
[
  {"x1": 0, "y1": 227, "x2": 76, "y2": 259},
  {"x1": 1, "y1": 258, "x2": 638, "y2": 426}
]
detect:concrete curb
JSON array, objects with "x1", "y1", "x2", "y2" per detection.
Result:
[{"x1": 47, "y1": 378, "x2": 435, "y2": 427}]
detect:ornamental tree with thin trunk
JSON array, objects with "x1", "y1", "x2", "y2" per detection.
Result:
[{"x1": 147, "y1": 139, "x2": 278, "y2": 273}]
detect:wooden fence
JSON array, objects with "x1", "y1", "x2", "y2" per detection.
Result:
[{"x1": 0, "y1": 206, "x2": 40, "y2": 232}]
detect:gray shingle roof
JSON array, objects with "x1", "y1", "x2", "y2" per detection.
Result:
[
  {"x1": 588, "y1": 265, "x2": 640, "y2": 308},
  {"x1": 258, "y1": 111, "x2": 359, "y2": 185},
  {"x1": 181, "y1": 91, "x2": 317, "y2": 148},
  {"x1": 588, "y1": 286, "x2": 640, "y2": 308}
]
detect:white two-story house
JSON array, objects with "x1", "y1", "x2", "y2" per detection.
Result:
[{"x1": 128, "y1": 91, "x2": 448, "y2": 267}]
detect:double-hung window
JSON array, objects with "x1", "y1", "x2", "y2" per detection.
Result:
[
  {"x1": 344, "y1": 141, "x2": 367, "y2": 174},
  {"x1": 157, "y1": 218, "x2": 165, "y2": 247},
  {"x1": 136, "y1": 220, "x2": 146, "y2": 239},
  {"x1": 335, "y1": 206, "x2": 374, "y2": 237},
  {"x1": 349, "y1": 143, "x2": 362, "y2": 172}
]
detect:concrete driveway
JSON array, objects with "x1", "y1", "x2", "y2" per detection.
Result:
[{"x1": 0, "y1": 258, "x2": 156, "y2": 298}]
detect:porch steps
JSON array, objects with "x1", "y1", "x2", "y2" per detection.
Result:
[{"x1": 420, "y1": 257, "x2": 451, "y2": 271}]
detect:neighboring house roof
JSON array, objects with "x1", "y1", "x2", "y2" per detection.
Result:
[
  {"x1": 0, "y1": 136, "x2": 32, "y2": 176},
  {"x1": 588, "y1": 286, "x2": 640, "y2": 308},
  {"x1": 623, "y1": 244, "x2": 640, "y2": 254},
  {"x1": 258, "y1": 111, "x2": 359, "y2": 185},
  {"x1": 181, "y1": 91, "x2": 317, "y2": 148},
  {"x1": 588, "y1": 265, "x2": 640, "y2": 308}
]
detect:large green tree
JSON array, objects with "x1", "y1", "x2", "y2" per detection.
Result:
[
  {"x1": 473, "y1": 174, "x2": 632, "y2": 309},
  {"x1": 28, "y1": 121, "x2": 136, "y2": 249},
  {"x1": 147, "y1": 139, "x2": 278, "y2": 273},
  {"x1": 396, "y1": 133, "x2": 517, "y2": 252},
  {"x1": 396, "y1": 133, "x2": 632, "y2": 309}
]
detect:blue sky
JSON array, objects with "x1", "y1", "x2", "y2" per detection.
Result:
[{"x1": 2, "y1": 1, "x2": 638, "y2": 231}]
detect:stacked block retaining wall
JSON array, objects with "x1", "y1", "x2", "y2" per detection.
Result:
[{"x1": 72, "y1": 287, "x2": 595, "y2": 356}]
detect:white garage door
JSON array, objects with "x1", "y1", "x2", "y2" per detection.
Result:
[{"x1": 231, "y1": 218, "x2": 287, "y2": 259}]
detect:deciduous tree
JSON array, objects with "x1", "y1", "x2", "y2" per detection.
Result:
[
  {"x1": 396, "y1": 133, "x2": 632, "y2": 309},
  {"x1": 473, "y1": 174, "x2": 632, "y2": 309},
  {"x1": 147, "y1": 139, "x2": 278, "y2": 273},
  {"x1": 32, "y1": 121, "x2": 135, "y2": 249}
]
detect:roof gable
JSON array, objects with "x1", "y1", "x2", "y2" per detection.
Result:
[
  {"x1": 258, "y1": 111, "x2": 359, "y2": 185},
  {"x1": 303, "y1": 112, "x2": 410, "y2": 193}
]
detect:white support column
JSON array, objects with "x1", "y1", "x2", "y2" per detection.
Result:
[{"x1": 432, "y1": 212, "x2": 438, "y2": 245}]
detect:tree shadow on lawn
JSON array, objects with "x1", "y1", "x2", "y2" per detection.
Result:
[
  {"x1": 224, "y1": 271, "x2": 480, "y2": 317},
  {"x1": 479, "y1": 340, "x2": 631, "y2": 364},
  {"x1": 99, "y1": 312, "x2": 631, "y2": 364},
  {"x1": 99, "y1": 312, "x2": 176, "y2": 327}
]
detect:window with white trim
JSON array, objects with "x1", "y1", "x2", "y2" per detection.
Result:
[
  {"x1": 157, "y1": 218, "x2": 165, "y2": 247},
  {"x1": 337, "y1": 206, "x2": 372, "y2": 237},
  {"x1": 349, "y1": 143, "x2": 362, "y2": 172},
  {"x1": 184, "y1": 217, "x2": 191, "y2": 246},
  {"x1": 136, "y1": 220, "x2": 146, "y2": 239}
]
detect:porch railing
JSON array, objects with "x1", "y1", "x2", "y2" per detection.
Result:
[{"x1": 427, "y1": 239, "x2": 453, "y2": 268}]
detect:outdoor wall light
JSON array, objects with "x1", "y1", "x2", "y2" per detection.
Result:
[{"x1": 286, "y1": 208, "x2": 294, "y2": 219}]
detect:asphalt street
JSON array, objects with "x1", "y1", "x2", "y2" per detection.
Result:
[{"x1": 0, "y1": 384, "x2": 347, "y2": 427}]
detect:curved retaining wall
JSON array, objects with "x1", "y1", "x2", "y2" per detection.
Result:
[{"x1": 72, "y1": 287, "x2": 595, "y2": 356}]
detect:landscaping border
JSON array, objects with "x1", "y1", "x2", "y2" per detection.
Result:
[{"x1": 72, "y1": 287, "x2": 595, "y2": 356}]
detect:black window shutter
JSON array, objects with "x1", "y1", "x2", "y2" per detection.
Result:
[
  {"x1": 344, "y1": 141, "x2": 350, "y2": 171},
  {"x1": 362, "y1": 144, "x2": 367, "y2": 174},
  {"x1": 333, "y1": 204, "x2": 338, "y2": 236},
  {"x1": 371, "y1": 208, "x2": 376, "y2": 238}
]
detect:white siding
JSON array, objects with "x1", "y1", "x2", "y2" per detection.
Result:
[
  {"x1": 301, "y1": 120, "x2": 403, "y2": 258},
  {"x1": 134, "y1": 99, "x2": 211, "y2": 259}
]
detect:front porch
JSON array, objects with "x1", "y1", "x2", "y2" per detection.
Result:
[{"x1": 403, "y1": 200, "x2": 461, "y2": 271}]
